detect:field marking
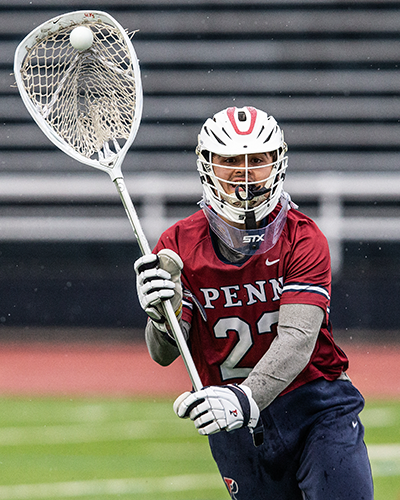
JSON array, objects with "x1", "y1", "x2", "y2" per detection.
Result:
[
  {"x1": 3, "y1": 422, "x2": 400, "y2": 484},
  {"x1": 362, "y1": 407, "x2": 397, "y2": 427},
  {"x1": 368, "y1": 444, "x2": 400, "y2": 477},
  {"x1": 0, "y1": 446, "x2": 398, "y2": 498},
  {"x1": 0, "y1": 419, "x2": 190, "y2": 446},
  {"x1": 0, "y1": 474, "x2": 223, "y2": 499},
  {"x1": 368, "y1": 443, "x2": 400, "y2": 460}
]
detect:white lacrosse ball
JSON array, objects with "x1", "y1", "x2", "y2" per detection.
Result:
[{"x1": 69, "y1": 26, "x2": 93, "y2": 51}]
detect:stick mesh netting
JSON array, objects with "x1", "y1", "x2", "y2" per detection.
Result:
[{"x1": 19, "y1": 21, "x2": 138, "y2": 160}]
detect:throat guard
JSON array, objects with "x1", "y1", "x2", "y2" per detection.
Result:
[{"x1": 200, "y1": 191, "x2": 297, "y2": 256}]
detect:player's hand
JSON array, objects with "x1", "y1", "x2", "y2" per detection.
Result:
[
  {"x1": 173, "y1": 384, "x2": 260, "y2": 435},
  {"x1": 134, "y1": 249, "x2": 183, "y2": 330}
]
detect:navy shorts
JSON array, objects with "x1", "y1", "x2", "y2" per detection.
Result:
[{"x1": 208, "y1": 378, "x2": 374, "y2": 500}]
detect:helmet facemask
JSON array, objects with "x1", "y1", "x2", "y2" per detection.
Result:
[{"x1": 197, "y1": 147, "x2": 288, "y2": 228}]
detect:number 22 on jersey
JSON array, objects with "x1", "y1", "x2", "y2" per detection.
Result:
[{"x1": 214, "y1": 310, "x2": 279, "y2": 381}]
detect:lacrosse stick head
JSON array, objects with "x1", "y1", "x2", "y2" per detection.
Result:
[{"x1": 14, "y1": 10, "x2": 143, "y2": 180}]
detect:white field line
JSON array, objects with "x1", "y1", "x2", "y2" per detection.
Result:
[
  {"x1": 0, "y1": 474, "x2": 223, "y2": 499},
  {"x1": 0, "y1": 419, "x2": 187, "y2": 446},
  {"x1": 1, "y1": 421, "x2": 399, "y2": 458},
  {"x1": 368, "y1": 443, "x2": 400, "y2": 460},
  {"x1": 368, "y1": 444, "x2": 400, "y2": 478},
  {"x1": 361, "y1": 407, "x2": 397, "y2": 427},
  {"x1": 0, "y1": 445, "x2": 397, "y2": 498},
  {"x1": 1, "y1": 422, "x2": 400, "y2": 458}
]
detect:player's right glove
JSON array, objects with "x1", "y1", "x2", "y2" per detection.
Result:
[
  {"x1": 134, "y1": 248, "x2": 183, "y2": 333},
  {"x1": 173, "y1": 384, "x2": 263, "y2": 446}
]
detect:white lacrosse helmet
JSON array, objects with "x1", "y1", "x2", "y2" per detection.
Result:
[{"x1": 196, "y1": 106, "x2": 288, "y2": 227}]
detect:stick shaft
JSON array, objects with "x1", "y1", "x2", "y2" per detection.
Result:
[
  {"x1": 162, "y1": 301, "x2": 203, "y2": 392},
  {"x1": 114, "y1": 178, "x2": 151, "y2": 255},
  {"x1": 114, "y1": 177, "x2": 203, "y2": 391}
]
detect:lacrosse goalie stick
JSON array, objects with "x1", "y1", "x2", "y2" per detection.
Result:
[{"x1": 14, "y1": 10, "x2": 202, "y2": 391}]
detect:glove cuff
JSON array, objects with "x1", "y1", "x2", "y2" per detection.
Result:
[
  {"x1": 150, "y1": 318, "x2": 169, "y2": 333},
  {"x1": 236, "y1": 384, "x2": 260, "y2": 429},
  {"x1": 149, "y1": 299, "x2": 183, "y2": 333},
  {"x1": 237, "y1": 384, "x2": 264, "y2": 447}
]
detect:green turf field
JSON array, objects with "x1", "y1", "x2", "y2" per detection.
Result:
[{"x1": 0, "y1": 397, "x2": 398, "y2": 500}]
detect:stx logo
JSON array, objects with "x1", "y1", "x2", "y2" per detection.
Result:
[
  {"x1": 229, "y1": 409, "x2": 238, "y2": 417},
  {"x1": 224, "y1": 477, "x2": 239, "y2": 500},
  {"x1": 243, "y1": 234, "x2": 264, "y2": 243}
]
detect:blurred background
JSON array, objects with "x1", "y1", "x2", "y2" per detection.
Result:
[
  {"x1": 0, "y1": 0, "x2": 399, "y2": 344},
  {"x1": 0, "y1": 2, "x2": 400, "y2": 499}
]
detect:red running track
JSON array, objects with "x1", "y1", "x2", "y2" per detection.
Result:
[{"x1": 0, "y1": 342, "x2": 398, "y2": 399}]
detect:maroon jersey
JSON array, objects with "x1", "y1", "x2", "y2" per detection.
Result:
[{"x1": 153, "y1": 205, "x2": 348, "y2": 395}]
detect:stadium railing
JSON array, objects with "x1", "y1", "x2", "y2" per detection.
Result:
[{"x1": 0, "y1": 171, "x2": 399, "y2": 275}]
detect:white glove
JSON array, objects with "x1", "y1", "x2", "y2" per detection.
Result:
[
  {"x1": 134, "y1": 249, "x2": 183, "y2": 331},
  {"x1": 173, "y1": 384, "x2": 260, "y2": 436}
]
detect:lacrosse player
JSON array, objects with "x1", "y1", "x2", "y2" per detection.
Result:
[{"x1": 134, "y1": 106, "x2": 374, "y2": 500}]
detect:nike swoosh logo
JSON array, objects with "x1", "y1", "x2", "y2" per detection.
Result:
[{"x1": 265, "y1": 258, "x2": 280, "y2": 266}]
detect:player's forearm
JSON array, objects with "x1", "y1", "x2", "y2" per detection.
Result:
[
  {"x1": 145, "y1": 319, "x2": 190, "y2": 366},
  {"x1": 242, "y1": 303, "x2": 324, "y2": 411}
]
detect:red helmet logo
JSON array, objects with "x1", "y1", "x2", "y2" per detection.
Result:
[{"x1": 227, "y1": 107, "x2": 257, "y2": 135}]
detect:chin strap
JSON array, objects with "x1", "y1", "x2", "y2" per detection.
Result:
[
  {"x1": 245, "y1": 210, "x2": 257, "y2": 230},
  {"x1": 234, "y1": 184, "x2": 270, "y2": 202},
  {"x1": 235, "y1": 184, "x2": 270, "y2": 231}
]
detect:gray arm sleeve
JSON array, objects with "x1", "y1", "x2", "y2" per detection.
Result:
[
  {"x1": 145, "y1": 320, "x2": 191, "y2": 367},
  {"x1": 242, "y1": 303, "x2": 324, "y2": 411}
]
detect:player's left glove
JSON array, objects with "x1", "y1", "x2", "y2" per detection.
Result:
[
  {"x1": 134, "y1": 248, "x2": 183, "y2": 333},
  {"x1": 173, "y1": 384, "x2": 263, "y2": 444}
]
